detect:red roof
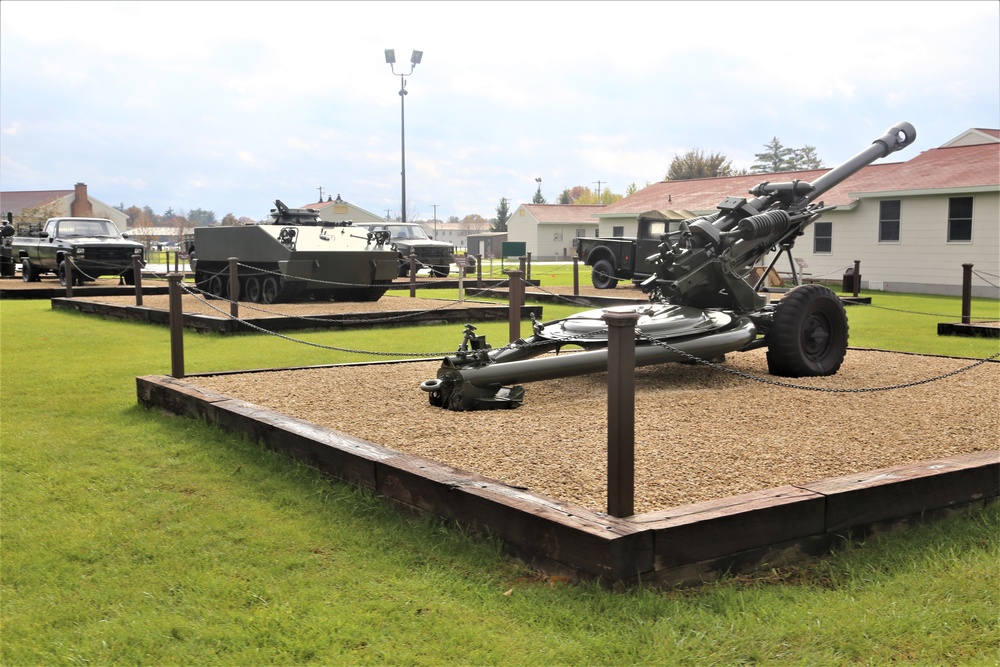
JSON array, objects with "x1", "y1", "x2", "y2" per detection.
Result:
[
  {"x1": 602, "y1": 140, "x2": 999, "y2": 216},
  {"x1": 0, "y1": 190, "x2": 72, "y2": 215}
]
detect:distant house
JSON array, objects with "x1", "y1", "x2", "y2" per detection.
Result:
[
  {"x1": 507, "y1": 204, "x2": 603, "y2": 260},
  {"x1": 598, "y1": 128, "x2": 999, "y2": 298},
  {"x1": 300, "y1": 195, "x2": 385, "y2": 225},
  {"x1": 417, "y1": 221, "x2": 489, "y2": 250},
  {"x1": 0, "y1": 183, "x2": 128, "y2": 230}
]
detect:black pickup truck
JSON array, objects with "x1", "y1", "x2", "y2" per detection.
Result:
[
  {"x1": 575, "y1": 210, "x2": 684, "y2": 289},
  {"x1": 12, "y1": 217, "x2": 145, "y2": 285}
]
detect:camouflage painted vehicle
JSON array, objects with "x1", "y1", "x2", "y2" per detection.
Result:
[{"x1": 187, "y1": 200, "x2": 397, "y2": 303}]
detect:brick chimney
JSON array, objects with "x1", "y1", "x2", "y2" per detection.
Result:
[{"x1": 70, "y1": 183, "x2": 94, "y2": 217}]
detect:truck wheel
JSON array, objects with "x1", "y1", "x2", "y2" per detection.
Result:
[
  {"x1": 58, "y1": 260, "x2": 75, "y2": 287},
  {"x1": 123, "y1": 269, "x2": 136, "y2": 286},
  {"x1": 431, "y1": 265, "x2": 450, "y2": 278},
  {"x1": 591, "y1": 259, "x2": 618, "y2": 289},
  {"x1": 766, "y1": 284, "x2": 848, "y2": 377},
  {"x1": 21, "y1": 259, "x2": 38, "y2": 283}
]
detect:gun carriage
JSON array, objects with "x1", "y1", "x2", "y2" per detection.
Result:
[{"x1": 420, "y1": 122, "x2": 917, "y2": 411}]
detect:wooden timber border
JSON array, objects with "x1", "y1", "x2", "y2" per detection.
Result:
[
  {"x1": 49, "y1": 297, "x2": 543, "y2": 334},
  {"x1": 136, "y1": 369, "x2": 999, "y2": 587}
]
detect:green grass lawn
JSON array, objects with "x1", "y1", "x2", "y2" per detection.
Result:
[{"x1": 1, "y1": 287, "x2": 998, "y2": 666}]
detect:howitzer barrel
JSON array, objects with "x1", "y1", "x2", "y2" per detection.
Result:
[
  {"x1": 802, "y1": 122, "x2": 916, "y2": 205},
  {"x1": 424, "y1": 318, "x2": 757, "y2": 410}
]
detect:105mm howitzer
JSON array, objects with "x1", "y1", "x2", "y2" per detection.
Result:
[{"x1": 420, "y1": 122, "x2": 917, "y2": 411}]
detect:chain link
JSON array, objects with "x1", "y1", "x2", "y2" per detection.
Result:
[
  {"x1": 844, "y1": 300, "x2": 999, "y2": 321},
  {"x1": 635, "y1": 331, "x2": 999, "y2": 393}
]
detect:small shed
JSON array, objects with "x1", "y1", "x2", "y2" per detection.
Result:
[{"x1": 466, "y1": 232, "x2": 507, "y2": 259}]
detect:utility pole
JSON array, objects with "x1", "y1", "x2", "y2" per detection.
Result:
[
  {"x1": 432, "y1": 204, "x2": 438, "y2": 239},
  {"x1": 593, "y1": 180, "x2": 605, "y2": 202},
  {"x1": 318, "y1": 186, "x2": 325, "y2": 203}
]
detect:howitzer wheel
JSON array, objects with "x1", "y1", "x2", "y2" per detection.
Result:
[
  {"x1": 766, "y1": 284, "x2": 848, "y2": 377},
  {"x1": 590, "y1": 259, "x2": 618, "y2": 290}
]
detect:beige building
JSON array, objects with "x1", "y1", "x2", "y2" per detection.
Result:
[
  {"x1": 300, "y1": 195, "x2": 385, "y2": 224},
  {"x1": 0, "y1": 183, "x2": 128, "y2": 230},
  {"x1": 506, "y1": 204, "x2": 603, "y2": 260}
]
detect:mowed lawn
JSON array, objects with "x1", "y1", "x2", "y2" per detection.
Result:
[{"x1": 1, "y1": 288, "x2": 998, "y2": 666}]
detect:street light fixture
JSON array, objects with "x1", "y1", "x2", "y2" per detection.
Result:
[{"x1": 385, "y1": 49, "x2": 423, "y2": 222}]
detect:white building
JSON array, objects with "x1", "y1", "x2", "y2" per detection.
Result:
[{"x1": 506, "y1": 204, "x2": 603, "y2": 260}]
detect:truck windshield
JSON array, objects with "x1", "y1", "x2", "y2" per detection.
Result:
[
  {"x1": 384, "y1": 225, "x2": 429, "y2": 240},
  {"x1": 58, "y1": 220, "x2": 122, "y2": 238}
]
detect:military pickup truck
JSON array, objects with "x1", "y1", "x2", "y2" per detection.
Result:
[
  {"x1": 575, "y1": 210, "x2": 686, "y2": 289},
  {"x1": 12, "y1": 217, "x2": 145, "y2": 286},
  {"x1": 361, "y1": 222, "x2": 456, "y2": 277}
]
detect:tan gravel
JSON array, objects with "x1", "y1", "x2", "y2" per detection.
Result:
[{"x1": 190, "y1": 348, "x2": 999, "y2": 515}]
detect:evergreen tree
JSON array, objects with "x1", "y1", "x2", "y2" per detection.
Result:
[
  {"x1": 532, "y1": 183, "x2": 546, "y2": 204},
  {"x1": 492, "y1": 197, "x2": 511, "y2": 232}
]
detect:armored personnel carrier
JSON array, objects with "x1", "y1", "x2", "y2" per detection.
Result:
[{"x1": 188, "y1": 200, "x2": 397, "y2": 303}]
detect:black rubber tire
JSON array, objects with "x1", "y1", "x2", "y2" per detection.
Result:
[
  {"x1": 591, "y1": 259, "x2": 618, "y2": 290},
  {"x1": 21, "y1": 259, "x2": 37, "y2": 283},
  {"x1": 244, "y1": 276, "x2": 262, "y2": 303},
  {"x1": 58, "y1": 260, "x2": 72, "y2": 287},
  {"x1": 766, "y1": 284, "x2": 849, "y2": 377},
  {"x1": 208, "y1": 275, "x2": 225, "y2": 298},
  {"x1": 431, "y1": 265, "x2": 450, "y2": 278},
  {"x1": 123, "y1": 269, "x2": 136, "y2": 286},
  {"x1": 261, "y1": 276, "x2": 280, "y2": 304}
]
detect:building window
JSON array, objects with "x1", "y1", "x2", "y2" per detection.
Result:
[
  {"x1": 575, "y1": 228, "x2": 586, "y2": 239},
  {"x1": 813, "y1": 222, "x2": 832, "y2": 253},
  {"x1": 612, "y1": 226, "x2": 624, "y2": 237},
  {"x1": 878, "y1": 200, "x2": 900, "y2": 242},
  {"x1": 948, "y1": 197, "x2": 973, "y2": 242}
]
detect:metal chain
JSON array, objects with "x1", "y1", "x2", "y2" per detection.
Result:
[
  {"x1": 635, "y1": 331, "x2": 999, "y2": 393},
  {"x1": 844, "y1": 300, "x2": 999, "y2": 321},
  {"x1": 179, "y1": 282, "x2": 455, "y2": 357}
]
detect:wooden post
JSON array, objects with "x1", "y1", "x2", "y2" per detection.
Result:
[
  {"x1": 852, "y1": 260, "x2": 861, "y2": 297},
  {"x1": 526, "y1": 252, "x2": 532, "y2": 281},
  {"x1": 409, "y1": 251, "x2": 417, "y2": 298},
  {"x1": 476, "y1": 254, "x2": 483, "y2": 288},
  {"x1": 573, "y1": 256, "x2": 580, "y2": 296},
  {"x1": 168, "y1": 273, "x2": 185, "y2": 378},
  {"x1": 603, "y1": 309, "x2": 640, "y2": 518},
  {"x1": 458, "y1": 256, "x2": 465, "y2": 303},
  {"x1": 173, "y1": 251, "x2": 179, "y2": 273},
  {"x1": 64, "y1": 257, "x2": 73, "y2": 297},
  {"x1": 228, "y1": 257, "x2": 239, "y2": 318},
  {"x1": 961, "y1": 263, "x2": 973, "y2": 324},
  {"x1": 508, "y1": 269, "x2": 523, "y2": 344},
  {"x1": 133, "y1": 256, "x2": 143, "y2": 306}
]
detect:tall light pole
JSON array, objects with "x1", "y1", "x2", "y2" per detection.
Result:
[{"x1": 384, "y1": 48, "x2": 422, "y2": 222}]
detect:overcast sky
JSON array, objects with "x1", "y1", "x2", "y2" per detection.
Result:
[{"x1": 1, "y1": 1, "x2": 997, "y2": 222}]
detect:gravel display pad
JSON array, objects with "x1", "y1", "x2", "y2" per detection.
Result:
[{"x1": 190, "y1": 348, "x2": 999, "y2": 515}]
